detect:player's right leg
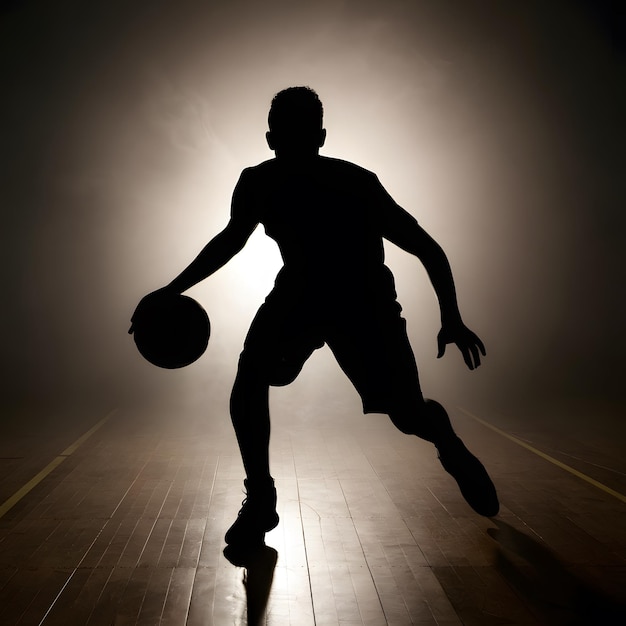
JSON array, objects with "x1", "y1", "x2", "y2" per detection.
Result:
[
  {"x1": 224, "y1": 291, "x2": 321, "y2": 551},
  {"x1": 224, "y1": 297, "x2": 282, "y2": 550},
  {"x1": 225, "y1": 368, "x2": 279, "y2": 548}
]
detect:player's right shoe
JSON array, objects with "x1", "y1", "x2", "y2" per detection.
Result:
[
  {"x1": 426, "y1": 400, "x2": 500, "y2": 517},
  {"x1": 225, "y1": 478, "x2": 279, "y2": 547}
]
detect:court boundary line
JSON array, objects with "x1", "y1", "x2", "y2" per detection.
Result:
[
  {"x1": 458, "y1": 406, "x2": 626, "y2": 504},
  {"x1": 0, "y1": 409, "x2": 117, "y2": 519}
]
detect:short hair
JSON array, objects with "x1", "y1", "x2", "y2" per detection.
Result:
[{"x1": 268, "y1": 86, "x2": 324, "y2": 131}]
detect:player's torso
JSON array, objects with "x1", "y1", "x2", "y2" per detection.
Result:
[{"x1": 248, "y1": 157, "x2": 387, "y2": 292}]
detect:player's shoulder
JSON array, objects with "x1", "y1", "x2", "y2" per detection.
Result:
[
  {"x1": 238, "y1": 156, "x2": 380, "y2": 190},
  {"x1": 231, "y1": 161, "x2": 274, "y2": 199},
  {"x1": 318, "y1": 156, "x2": 384, "y2": 194},
  {"x1": 236, "y1": 159, "x2": 282, "y2": 189},
  {"x1": 238, "y1": 159, "x2": 271, "y2": 180},
  {"x1": 319, "y1": 156, "x2": 377, "y2": 178},
  {"x1": 249, "y1": 158, "x2": 276, "y2": 170}
]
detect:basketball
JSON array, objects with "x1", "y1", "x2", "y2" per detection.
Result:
[{"x1": 131, "y1": 293, "x2": 210, "y2": 369}]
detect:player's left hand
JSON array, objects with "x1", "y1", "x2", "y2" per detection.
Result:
[{"x1": 437, "y1": 322, "x2": 486, "y2": 370}]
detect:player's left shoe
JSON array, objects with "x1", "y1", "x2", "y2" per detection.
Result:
[{"x1": 437, "y1": 436, "x2": 499, "y2": 516}]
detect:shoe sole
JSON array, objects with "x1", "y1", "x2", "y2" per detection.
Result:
[{"x1": 224, "y1": 512, "x2": 279, "y2": 546}]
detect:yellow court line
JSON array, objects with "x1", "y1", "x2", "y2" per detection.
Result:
[
  {"x1": 458, "y1": 407, "x2": 626, "y2": 505},
  {"x1": 0, "y1": 409, "x2": 117, "y2": 519}
]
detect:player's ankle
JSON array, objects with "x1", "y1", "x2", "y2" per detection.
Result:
[
  {"x1": 424, "y1": 399, "x2": 456, "y2": 447},
  {"x1": 245, "y1": 475, "x2": 275, "y2": 490}
]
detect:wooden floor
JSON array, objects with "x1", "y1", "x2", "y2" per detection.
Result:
[{"x1": 0, "y1": 394, "x2": 624, "y2": 625}]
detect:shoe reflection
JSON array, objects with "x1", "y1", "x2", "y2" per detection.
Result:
[{"x1": 224, "y1": 543, "x2": 278, "y2": 625}]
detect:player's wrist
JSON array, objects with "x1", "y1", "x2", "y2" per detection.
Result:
[
  {"x1": 440, "y1": 310, "x2": 462, "y2": 327},
  {"x1": 163, "y1": 281, "x2": 184, "y2": 295}
]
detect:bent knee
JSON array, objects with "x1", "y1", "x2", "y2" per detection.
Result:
[
  {"x1": 388, "y1": 401, "x2": 440, "y2": 439},
  {"x1": 388, "y1": 404, "x2": 428, "y2": 435},
  {"x1": 230, "y1": 373, "x2": 269, "y2": 413}
]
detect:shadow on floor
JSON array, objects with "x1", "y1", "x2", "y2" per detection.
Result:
[{"x1": 489, "y1": 519, "x2": 625, "y2": 624}]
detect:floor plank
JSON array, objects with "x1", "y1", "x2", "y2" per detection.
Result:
[{"x1": 0, "y1": 400, "x2": 623, "y2": 624}]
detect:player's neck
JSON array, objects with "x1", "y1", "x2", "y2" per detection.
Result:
[{"x1": 274, "y1": 153, "x2": 321, "y2": 168}]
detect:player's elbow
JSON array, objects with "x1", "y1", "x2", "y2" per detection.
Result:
[
  {"x1": 390, "y1": 228, "x2": 440, "y2": 261},
  {"x1": 220, "y1": 222, "x2": 255, "y2": 256},
  {"x1": 415, "y1": 236, "x2": 447, "y2": 267}
]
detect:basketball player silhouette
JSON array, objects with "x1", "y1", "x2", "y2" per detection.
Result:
[{"x1": 131, "y1": 87, "x2": 499, "y2": 551}]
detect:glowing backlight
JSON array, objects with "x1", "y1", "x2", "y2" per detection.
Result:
[{"x1": 231, "y1": 226, "x2": 284, "y2": 302}]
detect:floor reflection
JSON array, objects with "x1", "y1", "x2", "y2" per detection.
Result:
[{"x1": 225, "y1": 543, "x2": 279, "y2": 625}]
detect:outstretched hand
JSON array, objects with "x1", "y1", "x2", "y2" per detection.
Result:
[{"x1": 437, "y1": 321, "x2": 486, "y2": 370}]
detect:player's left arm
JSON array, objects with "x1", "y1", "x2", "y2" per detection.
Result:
[{"x1": 379, "y1": 192, "x2": 486, "y2": 370}]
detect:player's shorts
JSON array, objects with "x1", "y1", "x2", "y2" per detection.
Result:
[{"x1": 236, "y1": 287, "x2": 423, "y2": 416}]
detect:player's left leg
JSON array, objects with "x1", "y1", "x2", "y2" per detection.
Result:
[
  {"x1": 326, "y1": 307, "x2": 499, "y2": 517},
  {"x1": 389, "y1": 399, "x2": 499, "y2": 517},
  {"x1": 379, "y1": 337, "x2": 499, "y2": 517}
]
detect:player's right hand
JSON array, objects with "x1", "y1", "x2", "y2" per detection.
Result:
[{"x1": 128, "y1": 287, "x2": 175, "y2": 334}]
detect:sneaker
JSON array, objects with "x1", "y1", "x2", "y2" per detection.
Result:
[
  {"x1": 225, "y1": 478, "x2": 279, "y2": 546},
  {"x1": 437, "y1": 436, "x2": 500, "y2": 517},
  {"x1": 426, "y1": 400, "x2": 499, "y2": 517}
]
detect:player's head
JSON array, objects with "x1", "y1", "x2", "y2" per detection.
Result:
[{"x1": 266, "y1": 86, "x2": 326, "y2": 158}]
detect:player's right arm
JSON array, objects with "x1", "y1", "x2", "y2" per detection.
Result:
[
  {"x1": 163, "y1": 169, "x2": 259, "y2": 294},
  {"x1": 129, "y1": 170, "x2": 259, "y2": 332}
]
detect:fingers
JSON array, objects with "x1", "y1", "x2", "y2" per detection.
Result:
[
  {"x1": 438, "y1": 325, "x2": 486, "y2": 368},
  {"x1": 128, "y1": 291, "x2": 154, "y2": 335},
  {"x1": 459, "y1": 339, "x2": 483, "y2": 370},
  {"x1": 469, "y1": 342, "x2": 481, "y2": 369},
  {"x1": 455, "y1": 330, "x2": 484, "y2": 370},
  {"x1": 460, "y1": 345, "x2": 475, "y2": 370},
  {"x1": 129, "y1": 310, "x2": 140, "y2": 334},
  {"x1": 436, "y1": 330, "x2": 448, "y2": 358},
  {"x1": 476, "y1": 335, "x2": 487, "y2": 357}
]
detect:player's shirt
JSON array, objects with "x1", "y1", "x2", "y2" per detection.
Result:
[{"x1": 232, "y1": 156, "x2": 404, "y2": 306}]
